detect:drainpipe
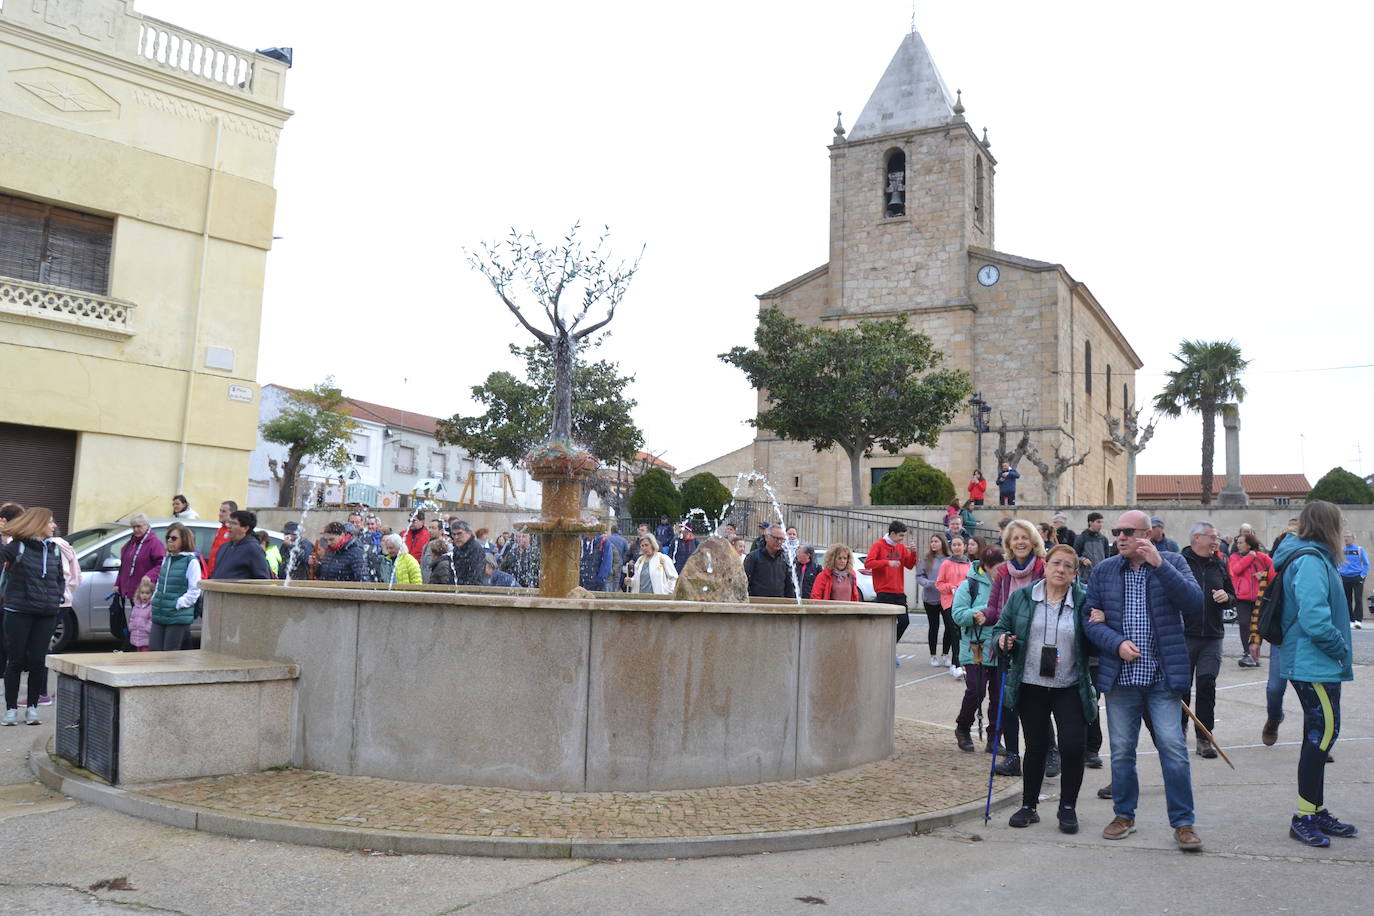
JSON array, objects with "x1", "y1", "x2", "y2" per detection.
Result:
[{"x1": 176, "y1": 116, "x2": 223, "y2": 493}]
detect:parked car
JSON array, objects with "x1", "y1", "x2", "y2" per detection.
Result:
[{"x1": 53, "y1": 519, "x2": 285, "y2": 651}]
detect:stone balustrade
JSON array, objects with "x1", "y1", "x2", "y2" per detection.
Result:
[
  {"x1": 0, "y1": 276, "x2": 136, "y2": 339},
  {"x1": 135, "y1": 17, "x2": 255, "y2": 94}
]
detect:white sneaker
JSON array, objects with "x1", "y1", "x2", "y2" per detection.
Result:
[
  {"x1": 24, "y1": 707, "x2": 40, "y2": 726},
  {"x1": 1354, "y1": 621, "x2": 1363, "y2": 629},
  {"x1": 950, "y1": 665, "x2": 965, "y2": 679},
  {"x1": 930, "y1": 656, "x2": 943, "y2": 667},
  {"x1": 1, "y1": 709, "x2": 17, "y2": 726}
]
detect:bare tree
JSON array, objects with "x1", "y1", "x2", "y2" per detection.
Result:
[
  {"x1": 1105, "y1": 406, "x2": 1157, "y2": 504},
  {"x1": 1025, "y1": 441, "x2": 1090, "y2": 506},
  {"x1": 993, "y1": 411, "x2": 1033, "y2": 469},
  {"x1": 468, "y1": 224, "x2": 642, "y2": 444}
]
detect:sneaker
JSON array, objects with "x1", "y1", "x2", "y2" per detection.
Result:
[
  {"x1": 1057, "y1": 805, "x2": 1079, "y2": 834},
  {"x1": 1045, "y1": 746, "x2": 1061, "y2": 778},
  {"x1": 1174, "y1": 824, "x2": 1203, "y2": 851},
  {"x1": 994, "y1": 753, "x2": 1021, "y2": 777},
  {"x1": 1313, "y1": 810, "x2": 1358, "y2": 838},
  {"x1": 1084, "y1": 752, "x2": 1103, "y2": 769},
  {"x1": 1, "y1": 709, "x2": 17, "y2": 727},
  {"x1": 1096, "y1": 783, "x2": 1113, "y2": 800},
  {"x1": 955, "y1": 727, "x2": 975, "y2": 752},
  {"x1": 930, "y1": 656, "x2": 943, "y2": 667},
  {"x1": 1197, "y1": 738, "x2": 1219, "y2": 759},
  {"x1": 37, "y1": 694, "x2": 53, "y2": 706},
  {"x1": 1102, "y1": 816, "x2": 1136, "y2": 840},
  {"x1": 1262, "y1": 717, "x2": 1281, "y2": 746},
  {"x1": 1289, "y1": 814, "x2": 1330, "y2": 847},
  {"x1": 1008, "y1": 806, "x2": 1040, "y2": 828},
  {"x1": 950, "y1": 665, "x2": 965, "y2": 679},
  {"x1": 24, "y1": 707, "x2": 40, "y2": 726},
  {"x1": 1353, "y1": 621, "x2": 1363, "y2": 630}
]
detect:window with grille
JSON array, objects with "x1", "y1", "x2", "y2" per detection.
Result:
[{"x1": 0, "y1": 193, "x2": 113, "y2": 295}]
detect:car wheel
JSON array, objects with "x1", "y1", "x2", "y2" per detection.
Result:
[{"x1": 50, "y1": 609, "x2": 78, "y2": 653}]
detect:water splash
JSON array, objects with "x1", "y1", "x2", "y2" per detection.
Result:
[
  {"x1": 281, "y1": 499, "x2": 314, "y2": 587},
  {"x1": 720, "y1": 470, "x2": 802, "y2": 604}
]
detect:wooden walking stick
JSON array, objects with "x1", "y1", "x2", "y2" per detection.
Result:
[{"x1": 1181, "y1": 700, "x2": 1235, "y2": 770}]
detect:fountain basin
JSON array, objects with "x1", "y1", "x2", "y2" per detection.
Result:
[{"x1": 201, "y1": 581, "x2": 898, "y2": 792}]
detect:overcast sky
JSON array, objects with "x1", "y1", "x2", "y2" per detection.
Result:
[{"x1": 146, "y1": 0, "x2": 1374, "y2": 486}]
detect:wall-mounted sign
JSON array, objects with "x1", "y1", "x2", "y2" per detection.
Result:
[{"x1": 228, "y1": 384, "x2": 253, "y2": 403}]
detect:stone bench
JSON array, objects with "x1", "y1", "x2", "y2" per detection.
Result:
[{"x1": 46, "y1": 651, "x2": 297, "y2": 786}]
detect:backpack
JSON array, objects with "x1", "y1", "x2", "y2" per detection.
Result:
[{"x1": 1255, "y1": 547, "x2": 1322, "y2": 646}]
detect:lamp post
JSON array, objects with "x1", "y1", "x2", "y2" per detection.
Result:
[{"x1": 970, "y1": 392, "x2": 992, "y2": 473}]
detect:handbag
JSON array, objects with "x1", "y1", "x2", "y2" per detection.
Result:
[{"x1": 108, "y1": 592, "x2": 129, "y2": 640}]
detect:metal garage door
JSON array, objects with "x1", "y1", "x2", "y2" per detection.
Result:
[{"x1": 0, "y1": 422, "x2": 76, "y2": 532}]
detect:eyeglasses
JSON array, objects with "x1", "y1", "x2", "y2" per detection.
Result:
[
  {"x1": 1111, "y1": 527, "x2": 1141, "y2": 537},
  {"x1": 167, "y1": 534, "x2": 181, "y2": 541}
]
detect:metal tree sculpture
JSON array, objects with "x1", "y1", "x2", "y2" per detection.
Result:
[
  {"x1": 1025, "y1": 441, "x2": 1091, "y2": 506},
  {"x1": 468, "y1": 224, "x2": 642, "y2": 445},
  {"x1": 1105, "y1": 406, "x2": 1157, "y2": 504}
]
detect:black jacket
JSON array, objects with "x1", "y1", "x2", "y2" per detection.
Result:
[
  {"x1": 280, "y1": 538, "x2": 314, "y2": 581},
  {"x1": 743, "y1": 546, "x2": 796, "y2": 599},
  {"x1": 0, "y1": 538, "x2": 65, "y2": 615},
  {"x1": 453, "y1": 537, "x2": 486, "y2": 587},
  {"x1": 795, "y1": 560, "x2": 822, "y2": 600},
  {"x1": 317, "y1": 537, "x2": 368, "y2": 582},
  {"x1": 211, "y1": 536, "x2": 272, "y2": 580},
  {"x1": 1180, "y1": 546, "x2": 1234, "y2": 639}
]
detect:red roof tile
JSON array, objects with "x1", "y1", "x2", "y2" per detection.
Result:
[{"x1": 1136, "y1": 474, "x2": 1311, "y2": 498}]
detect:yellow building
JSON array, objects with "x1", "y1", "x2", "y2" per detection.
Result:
[{"x1": 0, "y1": 0, "x2": 290, "y2": 530}]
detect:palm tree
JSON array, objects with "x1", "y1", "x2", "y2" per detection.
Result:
[{"x1": 1153, "y1": 340, "x2": 1249, "y2": 505}]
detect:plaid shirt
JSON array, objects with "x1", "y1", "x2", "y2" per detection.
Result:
[{"x1": 1116, "y1": 563, "x2": 1160, "y2": 687}]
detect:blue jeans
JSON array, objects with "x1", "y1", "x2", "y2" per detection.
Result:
[
  {"x1": 1267, "y1": 654, "x2": 1288, "y2": 722},
  {"x1": 1106, "y1": 680, "x2": 1195, "y2": 827}
]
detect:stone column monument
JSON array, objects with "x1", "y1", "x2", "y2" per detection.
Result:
[{"x1": 1217, "y1": 404, "x2": 1249, "y2": 506}]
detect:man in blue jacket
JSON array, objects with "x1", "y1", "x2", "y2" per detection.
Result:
[
  {"x1": 1084, "y1": 509, "x2": 1204, "y2": 851},
  {"x1": 996, "y1": 463, "x2": 1020, "y2": 506},
  {"x1": 1338, "y1": 532, "x2": 1368, "y2": 628}
]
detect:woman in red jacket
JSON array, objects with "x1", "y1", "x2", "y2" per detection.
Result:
[
  {"x1": 1228, "y1": 532, "x2": 1273, "y2": 666},
  {"x1": 968, "y1": 470, "x2": 988, "y2": 506},
  {"x1": 811, "y1": 543, "x2": 862, "y2": 602}
]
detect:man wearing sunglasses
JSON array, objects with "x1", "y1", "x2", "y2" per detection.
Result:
[{"x1": 1083, "y1": 509, "x2": 1204, "y2": 851}]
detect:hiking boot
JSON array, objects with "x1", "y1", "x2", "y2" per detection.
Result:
[
  {"x1": 994, "y1": 753, "x2": 1021, "y2": 777},
  {"x1": 1174, "y1": 825, "x2": 1203, "y2": 851},
  {"x1": 1057, "y1": 805, "x2": 1079, "y2": 834},
  {"x1": 1102, "y1": 816, "x2": 1136, "y2": 840},
  {"x1": 1084, "y1": 751, "x2": 1103, "y2": 769},
  {"x1": 1045, "y1": 746, "x2": 1061, "y2": 778},
  {"x1": 1096, "y1": 783, "x2": 1113, "y2": 800},
  {"x1": 1196, "y1": 738, "x2": 1218, "y2": 759},
  {"x1": 1290, "y1": 814, "x2": 1330, "y2": 847},
  {"x1": 955, "y1": 727, "x2": 975, "y2": 752},
  {"x1": 1314, "y1": 810, "x2": 1358, "y2": 838},
  {"x1": 985, "y1": 737, "x2": 1003, "y2": 755},
  {"x1": 1262, "y1": 717, "x2": 1281, "y2": 746},
  {"x1": 1008, "y1": 806, "x2": 1039, "y2": 828}
]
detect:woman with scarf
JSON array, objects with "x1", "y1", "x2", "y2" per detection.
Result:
[
  {"x1": 985, "y1": 519, "x2": 1048, "y2": 777},
  {"x1": 810, "y1": 543, "x2": 862, "y2": 602},
  {"x1": 936, "y1": 535, "x2": 975, "y2": 678}
]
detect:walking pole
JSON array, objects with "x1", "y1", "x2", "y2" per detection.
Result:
[
  {"x1": 1181, "y1": 700, "x2": 1235, "y2": 770},
  {"x1": 983, "y1": 650, "x2": 1010, "y2": 824}
]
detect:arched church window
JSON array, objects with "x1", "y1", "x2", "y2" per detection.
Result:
[
  {"x1": 884, "y1": 150, "x2": 906, "y2": 218},
  {"x1": 1084, "y1": 340, "x2": 1093, "y2": 396},
  {"x1": 975, "y1": 156, "x2": 985, "y2": 227}
]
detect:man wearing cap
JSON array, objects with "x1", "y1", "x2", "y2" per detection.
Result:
[
  {"x1": 1149, "y1": 517, "x2": 1180, "y2": 554},
  {"x1": 279, "y1": 522, "x2": 314, "y2": 581},
  {"x1": 751, "y1": 520, "x2": 772, "y2": 553}
]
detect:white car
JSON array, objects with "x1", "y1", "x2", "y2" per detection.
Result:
[{"x1": 811, "y1": 549, "x2": 877, "y2": 601}]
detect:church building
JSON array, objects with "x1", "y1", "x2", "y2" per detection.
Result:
[{"x1": 687, "y1": 30, "x2": 1141, "y2": 507}]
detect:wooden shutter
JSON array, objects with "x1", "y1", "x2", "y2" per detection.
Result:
[
  {"x1": 0, "y1": 195, "x2": 46, "y2": 283},
  {"x1": 0, "y1": 192, "x2": 113, "y2": 294}
]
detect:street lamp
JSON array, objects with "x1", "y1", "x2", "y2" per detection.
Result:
[{"x1": 969, "y1": 392, "x2": 992, "y2": 473}]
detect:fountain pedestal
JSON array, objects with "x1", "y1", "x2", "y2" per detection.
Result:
[{"x1": 523, "y1": 441, "x2": 603, "y2": 597}]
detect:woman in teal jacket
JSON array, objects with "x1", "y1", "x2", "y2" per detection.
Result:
[
  {"x1": 993, "y1": 544, "x2": 1097, "y2": 834},
  {"x1": 149, "y1": 523, "x2": 203, "y2": 651},
  {"x1": 952, "y1": 545, "x2": 1004, "y2": 752},
  {"x1": 1272, "y1": 501, "x2": 1356, "y2": 847}
]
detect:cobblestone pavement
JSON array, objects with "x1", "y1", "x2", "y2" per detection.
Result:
[{"x1": 140, "y1": 719, "x2": 1004, "y2": 839}]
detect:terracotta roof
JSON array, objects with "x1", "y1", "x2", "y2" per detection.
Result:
[
  {"x1": 1136, "y1": 474, "x2": 1311, "y2": 498},
  {"x1": 637, "y1": 451, "x2": 676, "y2": 472},
  {"x1": 339, "y1": 395, "x2": 440, "y2": 436}
]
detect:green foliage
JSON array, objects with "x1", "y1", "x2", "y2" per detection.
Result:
[
  {"x1": 437, "y1": 341, "x2": 644, "y2": 467},
  {"x1": 869, "y1": 457, "x2": 956, "y2": 506},
  {"x1": 259, "y1": 377, "x2": 359, "y2": 507},
  {"x1": 720, "y1": 309, "x2": 971, "y2": 505},
  {"x1": 1308, "y1": 467, "x2": 1374, "y2": 504},
  {"x1": 1153, "y1": 339, "x2": 1249, "y2": 505},
  {"x1": 680, "y1": 473, "x2": 733, "y2": 529},
  {"x1": 629, "y1": 467, "x2": 682, "y2": 521}
]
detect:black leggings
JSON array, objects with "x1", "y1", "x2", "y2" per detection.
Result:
[
  {"x1": 878, "y1": 593, "x2": 909, "y2": 643},
  {"x1": 1342, "y1": 577, "x2": 1364, "y2": 622},
  {"x1": 1293, "y1": 680, "x2": 1340, "y2": 814},
  {"x1": 4, "y1": 611, "x2": 57, "y2": 709},
  {"x1": 1017, "y1": 683, "x2": 1086, "y2": 809},
  {"x1": 924, "y1": 601, "x2": 957, "y2": 656},
  {"x1": 1234, "y1": 599, "x2": 1257, "y2": 653}
]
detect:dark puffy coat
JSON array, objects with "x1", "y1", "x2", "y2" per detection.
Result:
[
  {"x1": 743, "y1": 546, "x2": 796, "y2": 599},
  {"x1": 796, "y1": 560, "x2": 822, "y2": 600},
  {"x1": 1, "y1": 538, "x2": 64, "y2": 615},
  {"x1": 210, "y1": 536, "x2": 272, "y2": 580},
  {"x1": 1083, "y1": 552, "x2": 1202, "y2": 695},
  {"x1": 280, "y1": 538, "x2": 314, "y2": 581},
  {"x1": 429, "y1": 553, "x2": 456, "y2": 586},
  {"x1": 318, "y1": 537, "x2": 369, "y2": 582},
  {"x1": 452, "y1": 537, "x2": 486, "y2": 587},
  {"x1": 1180, "y1": 546, "x2": 1234, "y2": 639}
]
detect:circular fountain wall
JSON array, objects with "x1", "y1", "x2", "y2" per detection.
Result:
[{"x1": 201, "y1": 581, "x2": 898, "y2": 792}]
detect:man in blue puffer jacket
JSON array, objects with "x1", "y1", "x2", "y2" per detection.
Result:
[{"x1": 1084, "y1": 509, "x2": 1204, "y2": 851}]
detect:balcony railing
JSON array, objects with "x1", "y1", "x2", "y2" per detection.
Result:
[
  {"x1": 0, "y1": 276, "x2": 136, "y2": 339},
  {"x1": 135, "y1": 17, "x2": 255, "y2": 93}
]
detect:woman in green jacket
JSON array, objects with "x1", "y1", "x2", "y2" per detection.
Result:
[
  {"x1": 1273, "y1": 501, "x2": 1357, "y2": 847},
  {"x1": 382, "y1": 534, "x2": 423, "y2": 586},
  {"x1": 149, "y1": 523, "x2": 203, "y2": 651},
  {"x1": 993, "y1": 544, "x2": 1097, "y2": 834},
  {"x1": 952, "y1": 545, "x2": 1004, "y2": 752}
]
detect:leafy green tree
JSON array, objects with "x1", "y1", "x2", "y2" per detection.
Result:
[
  {"x1": 720, "y1": 309, "x2": 971, "y2": 506},
  {"x1": 1308, "y1": 467, "x2": 1374, "y2": 504},
  {"x1": 260, "y1": 377, "x2": 359, "y2": 508},
  {"x1": 1152, "y1": 339, "x2": 1249, "y2": 505},
  {"x1": 437, "y1": 342, "x2": 644, "y2": 469},
  {"x1": 870, "y1": 456, "x2": 956, "y2": 506},
  {"x1": 629, "y1": 467, "x2": 681, "y2": 521},
  {"x1": 680, "y1": 472, "x2": 733, "y2": 530}
]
